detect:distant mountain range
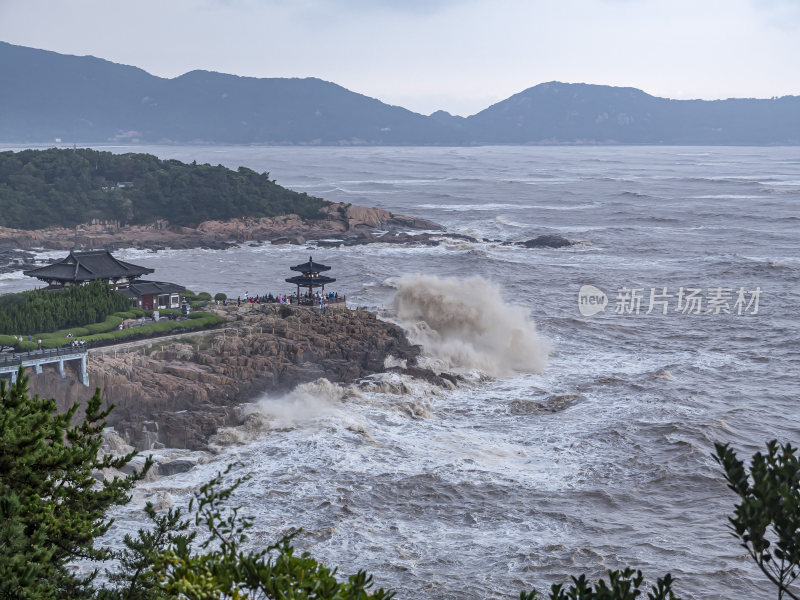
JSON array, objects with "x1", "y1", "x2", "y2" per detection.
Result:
[{"x1": 2, "y1": 41, "x2": 799, "y2": 145}]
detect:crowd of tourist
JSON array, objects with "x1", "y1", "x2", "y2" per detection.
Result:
[{"x1": 235, "y1": 290, "x2": 344, "y2": 310}]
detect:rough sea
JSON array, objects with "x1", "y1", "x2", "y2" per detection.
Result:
[{"x1": 1, "y1": 145, "x2": 798, "y2": 599}]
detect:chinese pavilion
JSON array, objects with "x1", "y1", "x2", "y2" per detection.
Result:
[
  {"x1": 285, "y1": 256, "x2": 336, "y2": 301},
  {"x1": 23, "y1": 249, "x2": 185, "y2": 310},
  {"x1": 23, "y1": 250, "x2": 154, "y2": 290}
]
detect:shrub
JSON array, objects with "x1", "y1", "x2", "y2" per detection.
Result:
[
  {"x1": 113, "y1": 311, "x2": 138, "y2": 319},
  {"x1": 41, "y1": 338, "x2": 66, "y2": 350},
  {"x1": 0, "y1": 280, "x2": 130, "y2": 335},
  {"x1": 85, "y1": 333, "x2": 114, "y2": 343},
  {"x1": 85, "y1": 315, "x2": 123, "y2": 334},
  {"x1": 14, "y1": 341, "x2": 37, "y2": 352},
  {"x1": 214, "y1": 293, "x2": 227, "y2": 301},
  {"x1": 43, "y1": 327, "x2": 91, "y2": 339},
  {"x1": 187, "y1": 312, "x2": 206, "y2": 320},
  {"x1": 190, "y1": 301, "x2": 204, "y2": 309},
  {"x1": 0, "y1": 334, "x2": 17, "y2": 346},
  {"x1": 197, "y1": 292, "x2": 212, "y2": 301}
]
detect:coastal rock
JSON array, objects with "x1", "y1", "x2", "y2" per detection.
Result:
[
  {"x1": 0, "y1": 202, "x2": 442, "y2": 252},
  {"x1": 520, "y1": 235, "x2": 573, "y2": 248},
  {"x1": 25, "y1": 304, "x2": 425, "y2": 450},
  {"x1": 0, "y1": 248, "x2": 38, "y2": 274},
  {"x1": 156, "y1": 459, "x2": 196, "y2": 476}
]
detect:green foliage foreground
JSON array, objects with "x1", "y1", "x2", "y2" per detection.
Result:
[
  {"x1": 2, "y1": 368, "x2": 799, "y2": 599},
  {"x1": 100, "y1": 466, "x2": 394, "y2": 600},
  {"x1": 0, "y1": 370, "x2": 150, "y2": 598},
  {"x1": 0, "y1": 371, "x2": 392, "y2": 600}
]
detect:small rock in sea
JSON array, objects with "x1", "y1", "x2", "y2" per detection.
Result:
[
  {"x1": 157, "y1": 459, "x2": 196, "y2": 476},
  {"x1": 520, "y1": 235, "x2": 572, "y2": 248}
]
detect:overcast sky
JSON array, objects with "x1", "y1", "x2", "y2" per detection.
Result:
[{"x1": 1, "y1": 0, "x2": 798, "y2": 116}]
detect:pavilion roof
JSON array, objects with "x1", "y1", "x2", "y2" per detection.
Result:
[
  {"x1": 290, "y1": 256, "x2": 332, "y2": 273},
  {"x1": 121, "y1": 280, "x2": 186, "y2": 298},
  {"x1": 286, "y1": 275, "x2": 336, "y2": 287},
  {"x1": 23, "y1": 250, "x2": 154, "y2": 283}
]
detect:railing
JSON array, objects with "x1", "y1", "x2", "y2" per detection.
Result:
[
  {"x1": 288, "y1": 296, "x2": 347, "y2": 307},
  {"x1": 0, "y1": 346, "x2": 87, "y2": 369}
]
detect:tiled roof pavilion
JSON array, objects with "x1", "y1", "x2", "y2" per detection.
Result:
[{"x1": 23, "y1": 250, "x2": 154, "y2": 288}]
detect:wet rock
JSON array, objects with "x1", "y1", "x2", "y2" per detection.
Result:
[
  {"x1": 509, "y1": 394, "x2": 581, "y2": 415},
  {"x1": 390, "y1": 366, "x2": 461, "y2": 388},
  {"x1": 0, "y1": 202, "x2": 443, "y2": 252},
  {"x1": 27, "y1": 304, "x2": 423, "y2": 451},
  {"x1": 520, "y1": 235, "x2": 572, "y2": 248},
  {"x1": 157, "y1": 459, "x2": 196, "y2": 476},
  {"x1": 0, "y1": 248, "x2": 38, "y2": 274}
]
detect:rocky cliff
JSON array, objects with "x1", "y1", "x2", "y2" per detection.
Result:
[
  {"x1": 0, "y1": 203, "x2": 441, "y2": 251},
  {"x1": 25, "y1": 303, "x2": 430, "y2": 450}
]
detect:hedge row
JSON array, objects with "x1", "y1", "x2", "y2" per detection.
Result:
[
  {"x1": 112, "y1": 308, "x2": 146, "y2": 319},
  {"x1": 4, "y1": 313, "x2": 224, "y2": 351},
  {"x1": 77, "y1": 312, "x2": 224, "y2": 344},
  {"x1": 0, "y1": 280, "x2": 131, "y2": 335}
]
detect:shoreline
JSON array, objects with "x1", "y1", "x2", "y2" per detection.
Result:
[
  {"x1": 24, "y1": 302, "x2": 454, "y2": 452},
  {"x1": 0, "y1": 202, "x2": 441, "y2": 254}
]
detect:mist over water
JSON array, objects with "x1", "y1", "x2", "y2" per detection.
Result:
[
  {"x1": 390, "y1": 274, "x2": 550, "y2": 375},
  {"x1": 2, "y1": 145, "x2": 798, "y2": 599}
]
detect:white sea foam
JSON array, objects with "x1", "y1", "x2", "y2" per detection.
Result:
[
  {"x1": 210, "y1": 379, "x2": 366, "y2": 449},
  {"x1": 388, "y1": 274, "x2": 550, "y2": 376}
]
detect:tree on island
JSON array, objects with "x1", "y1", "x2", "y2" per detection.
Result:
[{"x1": 0, "y1": 148, "x2": 330, "y2": 230}]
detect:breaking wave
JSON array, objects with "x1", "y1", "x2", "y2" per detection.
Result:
[
  {"x1": 210, "y1": 379, "x2": 363, "y2": 449},
  {"x1": 388, "y1": 274, "x2": 550, "y2": 376}
]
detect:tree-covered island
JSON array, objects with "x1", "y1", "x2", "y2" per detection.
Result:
[{"x1": 0, "y1": 148, "x2": 330, "y2": 230}]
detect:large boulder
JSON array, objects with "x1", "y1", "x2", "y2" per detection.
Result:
[{"x1": 521, "y1": 235, "x2": 572, "y2": 248}]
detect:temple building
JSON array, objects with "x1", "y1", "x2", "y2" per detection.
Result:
[
  {"x1": 23, "y1": 249, "x2": 184, "y2": 310},
  {"x1": 23, "y1": 250, "x2": 153, "y2": 290},
  {"x1": 286, "y1": 256, "x2": 336, "y2": 302},
  {"x1": 121, "y1": 280, "x2": 185, "y2": 311}
]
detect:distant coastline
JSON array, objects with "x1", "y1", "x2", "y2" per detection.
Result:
[{"x1": 2, "y1": 41, "x2": 799, "y2": 145}]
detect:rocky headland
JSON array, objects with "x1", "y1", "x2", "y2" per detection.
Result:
[
  {"x1": 0, "y1": 201, "x2": 575, "y2": 277},
  {"x1": 0, "y1": 203, "x2": 441, "y2": 253},
  {"x1": 25, "y1": 303, "x2": 451, "y2": 452}
]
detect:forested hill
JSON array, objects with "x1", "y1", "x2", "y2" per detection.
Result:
[
  {"x1": 0, "y1": 148, "x2": 329, "y2": 230},
  {"x1": 2, "y1": 41, "x2": 800, "y2": 145}
]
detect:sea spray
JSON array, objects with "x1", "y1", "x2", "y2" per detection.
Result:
[
  {"x1": 210, "y1": 379, "x2": 366, "y2": 449},
  {"x1": 389, "y1": 274, "x2": 550, "y2": 376}
]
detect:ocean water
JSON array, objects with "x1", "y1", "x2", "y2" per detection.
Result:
[{"x1": 2, "y1": 145, "x2": 799, "y2": 599}]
